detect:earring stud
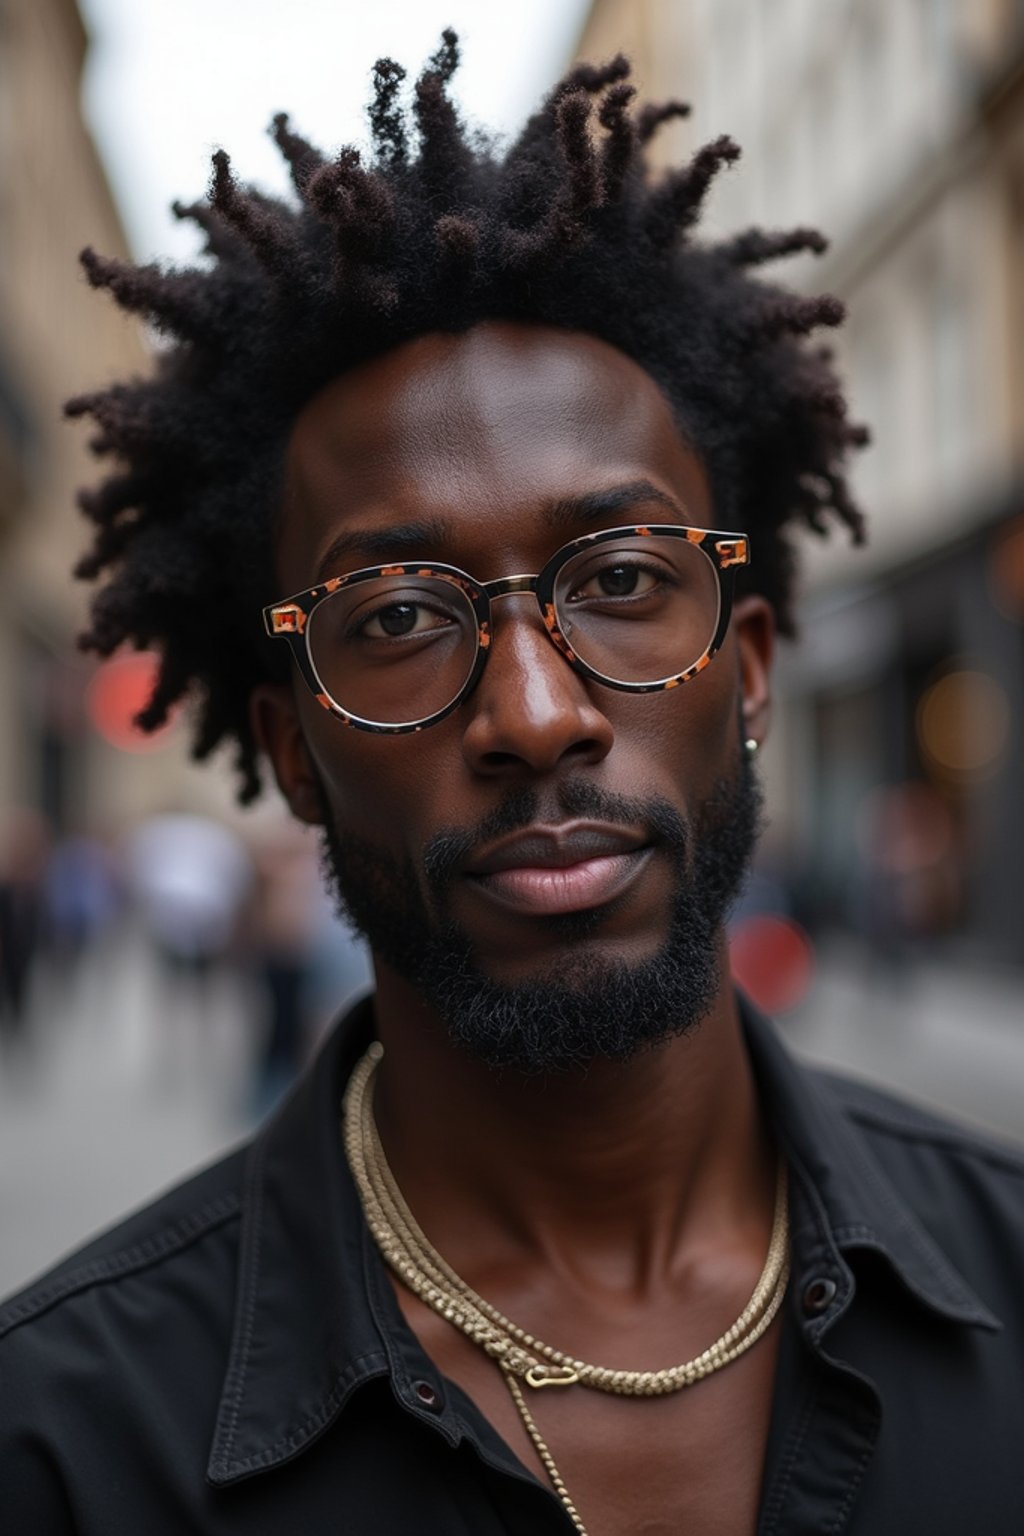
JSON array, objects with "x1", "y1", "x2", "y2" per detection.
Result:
[{"x1": 744, "y1": 737, "x2": 759, "y2": 755}]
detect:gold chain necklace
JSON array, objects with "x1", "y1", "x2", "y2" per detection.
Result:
[{"x1": 342, "y1": 1041, "x2": 789, "y2": 1535}]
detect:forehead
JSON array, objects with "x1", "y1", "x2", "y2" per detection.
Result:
[{"x1": 277, "y1": 322, "x2": 712, "y2": 588}]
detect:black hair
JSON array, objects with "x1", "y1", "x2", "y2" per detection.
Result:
[{"x1": 69, "y1": 33, "x2": 866, "y2": 802}]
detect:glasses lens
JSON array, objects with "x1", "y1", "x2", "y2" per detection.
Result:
[
  {"x1": 306, "y1": 574, "x2": 479, "y2": 726},
  {"x1": 553, "y1": 535, "x2": 720, "y2": 685}
]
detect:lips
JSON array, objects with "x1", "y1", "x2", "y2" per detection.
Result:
[{"x1": 464, "y1": 822, "x2": 652, "y2": 917}]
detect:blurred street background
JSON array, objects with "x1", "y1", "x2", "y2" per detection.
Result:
[{"x1": 2, "y1": 0, "x2": 1023, "y2": 1298}]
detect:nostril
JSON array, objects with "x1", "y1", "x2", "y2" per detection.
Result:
[
  {"x1": 478, "y1": 748, "x2": 523, "y2": 771},
  {"x1": 467, "y1": 711, "x2": 613, "y2": 778},
  {"x1": 477, "y1": 734, "x2": 603, "y2": 769}
]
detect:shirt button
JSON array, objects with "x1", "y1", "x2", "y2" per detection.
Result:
[
  {"x1": 801, "y1": 1277, "x2": 838, "y2": 1315},
  {"x1": 413, "y1": 1379, "x2": 443, "y2": 1410}
]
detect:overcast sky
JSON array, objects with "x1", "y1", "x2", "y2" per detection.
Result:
[{"x1": 78, "y1": 0, "x2": 591, "y2": 262}]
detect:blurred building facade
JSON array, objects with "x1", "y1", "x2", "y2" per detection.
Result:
[
  {"x1": 0, "y1": 0, "x2": 226, "y2": 844},
  {"x1": 575, "y1": 0, "x2": 1024, "y2": 967}
]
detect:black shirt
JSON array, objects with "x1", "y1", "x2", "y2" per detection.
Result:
[{"x1": 2, "y1": 997, "x2": 1023, "y2": 1534}]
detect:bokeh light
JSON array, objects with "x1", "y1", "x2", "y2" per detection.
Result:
[
  {"x1": 915, "y1": 668, "x2": 1010, "y2": 782},
  {"x1": 86, "y1": 651, "x2": 175, "y2": 753},
  {"x1": 729, "y1": 915, "x2": 815, "y2": 1015}
]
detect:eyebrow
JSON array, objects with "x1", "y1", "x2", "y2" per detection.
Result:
[
  {"x1": 311, "y1": 480, "x2": 688, "y2": 583},
  {"x1": 314, "y1": 519, "x2": 450, "y2": 583},
  {"x1": 544, "y1": 479, "x2": 686, "y2": 529}
]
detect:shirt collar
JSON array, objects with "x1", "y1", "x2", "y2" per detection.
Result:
[
  {"x1": 207, "y1": 993, "x2": 998, "y2": 1486},
  {"x1": 740, "y1": 997, "x2": 1000, "y2": 1334},
  {"x1": 207, "y1": 997, "x2": 389, "y2": 1486}
]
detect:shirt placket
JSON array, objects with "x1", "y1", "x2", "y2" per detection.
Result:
[{"x1": 757, "y1": 1189, "x2": 881, "y2": 1535}]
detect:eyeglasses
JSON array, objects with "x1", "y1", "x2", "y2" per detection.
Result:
[{"x1": 263, "y1": 523, "x2": 750, "y2": 734}]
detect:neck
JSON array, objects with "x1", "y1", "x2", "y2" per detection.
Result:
[{"x1": 367, "y1": 952, "x2": 772, "y2": 1291}]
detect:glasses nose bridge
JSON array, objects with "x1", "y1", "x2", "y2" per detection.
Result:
[
  {"x1": 481, "y1": 572, "x2": 540, "y2": 602},
  {"x1": 481, "y1": 570, "x2": 556, "y2": 637},
  {"x1": 479, "y1": 571, "x2": 550, "y2": 640},
  {"x1": 476, "y1": 571, "x2": 566, "y2": 676}
]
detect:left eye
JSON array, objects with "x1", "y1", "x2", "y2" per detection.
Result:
[{"x1": 571, "y1": 562, "x2": 660, "y2": 600}]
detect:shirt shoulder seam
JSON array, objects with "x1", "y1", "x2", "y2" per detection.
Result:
[
  {"x1": 839, "y1": 1100, "x2": 1024, "y2": 1179},
  {"x1": 0, "y1": 1190, "x2": 242, "y2": 1341}
]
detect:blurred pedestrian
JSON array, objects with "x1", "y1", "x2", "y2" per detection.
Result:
[
  {"x1": 855, "y1": 780, "x2": 960, "y2": 972},
  {"x1": 0, "y1": 808, "x2": 49, "y2": 1059},
  {"x1": 124, "y1": 812, "x2": 252, "y2": 1013},
  {"x1": 248, "y1": 824, "x2": 372, "y2": 1113},
  {"x1": 247, "y1": 825, "x2": 320, "y2": 1114},
  {"x1": 44, "y1": 831, "x2": 121, "y2": 987}
]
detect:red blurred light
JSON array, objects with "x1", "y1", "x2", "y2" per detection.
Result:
[
  {"x1": 86, "y1": 652, "x2": 175, "y2": 754},
  {"x1": 729, "y1": 915, "x2": 815, "y2": 1014}
]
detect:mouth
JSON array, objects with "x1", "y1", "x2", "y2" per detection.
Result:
[{"x1": 463, "y1": 822, "x2": 654, "y2": 918}]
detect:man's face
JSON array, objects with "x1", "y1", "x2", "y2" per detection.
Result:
[{"x1": 257, "y1": 322, "x2": 772, "y2": 1071}]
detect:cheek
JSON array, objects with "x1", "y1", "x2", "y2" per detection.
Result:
[
  {"x1": 618, "y1": 669, "x2": 739, "y2": 789},
  {"x1": 301, "y1": 705, "x2": 455, "y2": 844},
  {"x1": 298, "y1": 656, "x2": 741, "y2": 843}
]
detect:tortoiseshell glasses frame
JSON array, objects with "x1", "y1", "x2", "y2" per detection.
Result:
[{"x1": 262, "y1": 523, "x2": 750, "y2": 734}]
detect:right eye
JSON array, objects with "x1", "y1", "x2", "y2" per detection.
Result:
[
  {"x1": 343, "y1": 590, "x2": 462, "y2": 642},
  {"x1": 358, "y1": 601, "x2": 451, "y2": 638}
]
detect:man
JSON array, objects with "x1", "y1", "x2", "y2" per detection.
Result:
[{"x1": 2, "y1": 37, "x2": 1022, "y2": 1535}]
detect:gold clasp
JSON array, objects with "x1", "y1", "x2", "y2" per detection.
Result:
[{"x1": 525, "y1": 1363, "x2": 579, "y2": 1388}]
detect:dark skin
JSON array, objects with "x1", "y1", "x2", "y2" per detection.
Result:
[{"x1": 255, "y1": 322, "x2": 778, "y2": 1536}]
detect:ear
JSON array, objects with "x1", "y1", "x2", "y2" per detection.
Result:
[
  {"x1": 250, "y1": 683, "x2": 325, "y2": 826},
  {"x1": 733, "y1": 595, "x2": 774, "y2": 749}
]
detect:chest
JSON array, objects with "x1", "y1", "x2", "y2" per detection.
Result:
[{"x1": 401, "y1": 1293, "x2": 781, "y2": 1536}]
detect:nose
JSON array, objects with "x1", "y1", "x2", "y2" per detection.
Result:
[{"x1": 460, "y1": 595, "x2": 614, "y2": 777}]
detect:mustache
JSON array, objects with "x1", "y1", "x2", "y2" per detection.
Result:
[{"x1": 422, "y1": 779, "x2": 690, "y2": 896}]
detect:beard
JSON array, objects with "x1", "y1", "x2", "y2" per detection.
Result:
[{"x1": 318, "y1": 752, "x2": 762, "y2": 1076}]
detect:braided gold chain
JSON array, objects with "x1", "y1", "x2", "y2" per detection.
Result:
[{"x1": 342, "y1": 1040, "x2": 789, "y2": 1534}]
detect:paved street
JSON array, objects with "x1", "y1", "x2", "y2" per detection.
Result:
[
  {"x1": 1, "y1": 928, "x2": 1022, "y2": 1300},
  {"x1": 781, "y1": 940, "x2": 1024, "y2": 1145},
  {"x1": 0, "y1": 927, "x2": 262, "y2": 1299}
]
